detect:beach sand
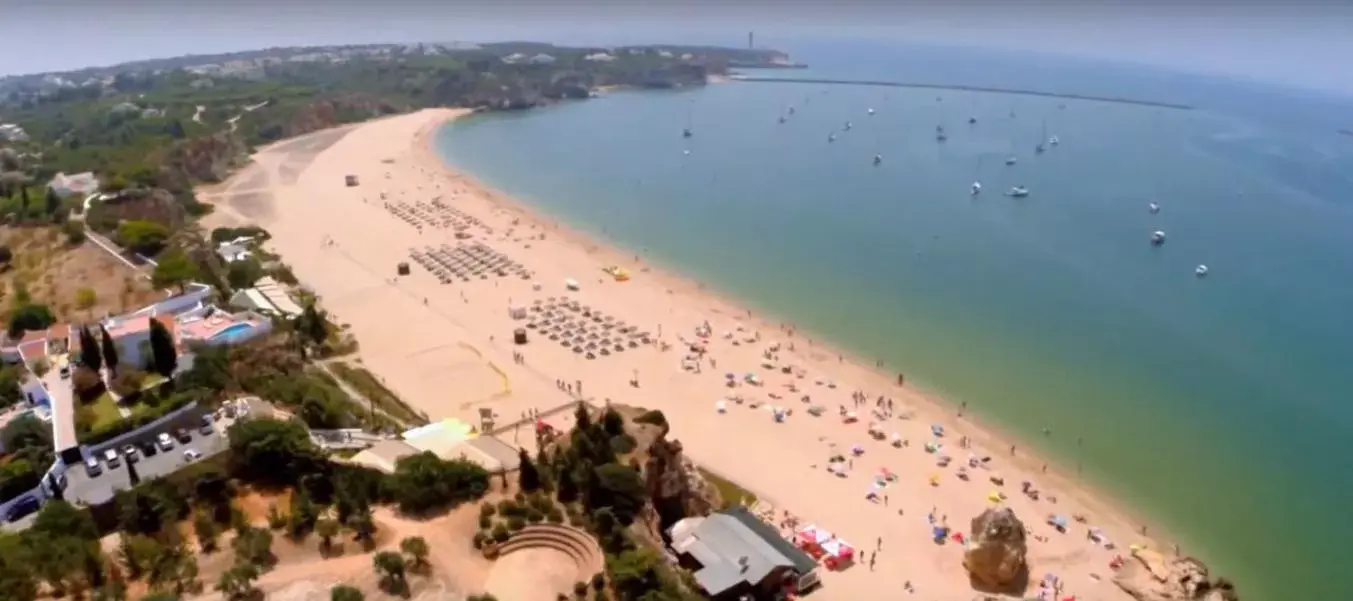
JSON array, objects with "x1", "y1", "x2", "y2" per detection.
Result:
[{"x1": 203, "y1": 108, "x2": 1171, "y2": 600}]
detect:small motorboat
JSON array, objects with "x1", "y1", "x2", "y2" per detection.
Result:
[
  {"x1": 1149, "y1": 202, "x2": 1160, "y2": 214},
  {"x1": 1151, "y1": 230, "x2": 1167, "y2": 245},
  {"x1": 867, "y1": 108, "x2": 875, "y2": 115},
  {"x1": 683, "y1": 149, "x2": 691, "y2": 156},
  {"x1": 1005, "y1": 155, "x2": 1017, "y2": 166},
  {"x1": 828, "y1": 133, "x2": 836, "y2": 143},
  {"x1": 1006, "y1": 186, "x2": 1030, "y2": 198},
  {"x1": 873, "y1": 154, "x2": 883, "y2": 165},
  {"x1": 682, "y1": 128, "x2": 692, "y2": 138},
  {"x1": 971, "y1": 181, "x2": 982, "y2": 196},
  {"x1": 1035, "y1": 143, "x2": 1046, "y2": 154},
  {"x1": 1195, "y1": 264, "x2": 1209, "y2": 277},
  {"x1": 968, "y1": 116, "x2": 977, "y2": 124},
  {"x1": 1049, "y1": 135, "x2": 1060, "y2": 146},
  {"x1": 788, "y1": 106, "x2": 796, "y2": 115},
  {"x1": 778, "y1": 115, "x2": 787, "y2": 124}
]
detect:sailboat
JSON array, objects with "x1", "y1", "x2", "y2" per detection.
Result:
[
  {"x1": 971, "y1": 157, "x2": 984, "y2": 196},
  {"x1": 682, "y1": 102, "x2": 693, "y2": 138},
  {"x1": 1049, "y1": 135, "x2": 1060, "y2": 146},
  {"x1": 874, "y1": 154, "x2": 883, "y2": 166},
  {"x1": 1035, "y1": 120, "x2": 1047, "y2": 154},
  {"x1": 844, "y1": 121, "x2": 853, "y2": 131},
  {"x1": 788, "y1": 106, "x2": 796, "y2": 115},
  {"x1": 778, "y1": 115, "x2": 787, "y2": 124},
  {"x1": 969, "y1": 116, "x2": 978, "y2": 124},
  {"x1": 828, "y1": 133, "x2": 837, "y2": 143},
  {"x1": 868, "y1": 108, "x2": 875, "y2": 116},
  {"x1": 935, "y1": 125, "x2": 947, "y2": 142},
  {"x1": 971, "y1": 182, "x2": 982, "y2": 196},
  {"x1": 1149, "y1": 202, "x2": 1161, "y2": 214}
]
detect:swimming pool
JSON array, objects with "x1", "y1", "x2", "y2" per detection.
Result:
[{"x1": 209, "y1": 322, "x2": 262, "y2": 345}]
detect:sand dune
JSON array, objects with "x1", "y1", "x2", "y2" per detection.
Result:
[{"x1": 204, "y1": 108, "x2": 1170, "y2": 600}]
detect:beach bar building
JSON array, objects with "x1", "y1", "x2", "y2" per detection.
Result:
[{"x1": 669, "y1": 507, "x2": 820, "y2": 600}]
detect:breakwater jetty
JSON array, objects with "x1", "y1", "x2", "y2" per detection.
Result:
[{"x1": 729, "y1": 75, "x2": 1194, "y2": 110}]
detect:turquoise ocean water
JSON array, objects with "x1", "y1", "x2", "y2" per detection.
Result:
[{"x1": 436, "y1": 41, "x2": 1353, "y2": 601}]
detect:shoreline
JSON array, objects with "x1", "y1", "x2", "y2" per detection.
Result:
[
  {"x1": 207, "y1": 106, "x2": 1214, "y2": 600},
  {"x1": 418, "y1": 112, "x2": 1178, "y2": 550}
]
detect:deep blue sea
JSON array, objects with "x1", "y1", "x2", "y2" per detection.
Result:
[{"x1": 435, "y1": 40, "x2": 1353, "y2": 601}]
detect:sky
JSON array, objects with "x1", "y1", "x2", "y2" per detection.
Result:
[{"x1": 3, "y1": 0, "x2": 1352, "y2": 95}]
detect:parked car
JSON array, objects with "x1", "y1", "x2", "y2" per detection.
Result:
[
  {"x1": 198, "y1": 415, "x2": 215, "y2": 435},
  {"x1": 183, "y1": 449, "x2": 202, "y2": 462},
  {"x1": 84, "y1": 456, "x2": 102, "y2": 476},
  {"x1": 157, "y1": 432, "x2": 175, "y2": 451},
  {"x1": 102, "y1": 448, "x2": 121, "y2": 468},
  {"x1": 138, "y1": 440, "x2": 159, "y2": 457},
  {"x1": 175, "y1": 428, "x2": 193, "y2": 444},
  {"x1": 122, "y1": 444, "x2": 140, "y2": 463},
  {"x1": 5, "y1": 497, "x2": 41, "y2": 522}
]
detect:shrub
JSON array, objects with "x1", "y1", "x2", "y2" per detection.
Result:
[
  {"x1": 266, "y1": 503, "x2": 287, "y2": 529},
  {"x1": 478, "y1": 514, "x2": 492, "y2": 529},
  {"x1": 506, "y1": 516, "x2": 526, "y2": 532},
  {"x1": 63, "y1": 220, "x2": 86, "y2": 245},
  {"x1": 573, "y1": 582, "x2": 589, "y2": 597},
  {"x1": 491, "y1": 523, "x2": 510, "y2": 543},
  {"x1": 472, "y1": 531, "x2": 487, "y2": 549},
  {"x1": 546, "y1": 507, "x2": 564, "y2": 523},
  {"x1": 528, "y1": 492, "x2": 553, "y2": 512},
  {"x1": 497, "y1": 499, "x2": 518, "y2": 515},
  {"x1": 567, "y1": 513, "x2": 584, "y2": 527},
  {"x1": 513, "y1": 491, "x2": 526, "y2": 504},
  {"x1": 480, "y1": 502, "x2": 497, "y2": 518},
  {"x1": 633, "y1": 410, "x2": 667, "y2": 428},
  {"x1": 610, "y1": 434, "x2": 637, "y2": 454},
  {"x1": 591, "y1": 573, "x2": 605, "y2": 591},
  {"x1": 526, "y1": 508, "x2": 544, "y2": 523}
]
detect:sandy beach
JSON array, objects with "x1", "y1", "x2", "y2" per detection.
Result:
[{"x1": 201, "y1": 108, "x2": 1175, "y2": 600}]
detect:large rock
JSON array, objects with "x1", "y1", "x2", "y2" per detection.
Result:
[
  {"x1": 963, "y1": 507, "x2": 1029, "y2": 592},
  {"x1": 1114, "y1": 549, "x2": 1239, "y2": 601}
]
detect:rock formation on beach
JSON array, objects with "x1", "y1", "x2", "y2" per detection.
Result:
[
  {"x1": 1114, "y1": 549, "x2": 1240, "y2": 601},
  {"x1": 963, "y1": 507, "x2": 1030, "y2": 592}
]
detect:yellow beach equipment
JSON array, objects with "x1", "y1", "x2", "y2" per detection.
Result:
[
  {"x1": 987, "y1": 491, "x2": 1004, "y2": 503},
  {"x1": 929, "y1": 474, "x2": 940, "y2": 487}
]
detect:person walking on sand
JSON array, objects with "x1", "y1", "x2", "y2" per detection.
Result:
[{"x1": 869, "y1": 554, "x2": 876, "y2": 571}]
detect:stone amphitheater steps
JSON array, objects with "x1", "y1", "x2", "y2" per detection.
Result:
[{"x1": 498, "y1": 524, "x2": 604, "y2": 578}]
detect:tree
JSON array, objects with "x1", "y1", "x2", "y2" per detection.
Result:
[
  {"x1": 400, "y1": 536, "x2": 430, "y2": 571},
  {"x1": 0, "y1": 245, "x2": 11, "y2": 266},
  {"x1": 588, "y1": 464, "x2": 647, "y2": 526},
  {"x1": 64, "y1": 220, "x2": 87, "y2": 245},
  {"x1": 518, "y1": 448, "x2": 541, "y2": 492},
  {"x1": 0, "y1": 148, "x2": 19, "y2": 171},
  {"x1": 389, "y1": 452, "x2": 490, "y2": 515},
  {"x1": 601, "y1": 407, "x2": 626, "y2": 436},
  {"x1": 297, "y1": 303, "x2": 328, "y2": 349},
  {"x1": 331, "y1": 584, "x2": 365, "y2": 601},
  {"x1": 79, "y1": 326, "x2": 103, "y2": 372},
  {"x1": 99, "y1": 324, "x2": 120, "y2": 375},
  {"x1": 115, "y1": 220, "x2": 170, "y2": 255},
  {"x1": 315, "y1": 518, "x2": 340, "y2": 555},
  {"x1": 7, "y1": 303, "x2": 55, "y2": 337},
  {"x1": 19, "y1": 186, "x2": 30, "y2": 213},
  {"x1": 193, "y1": 513, "x2": 219, "y2": 552},
  {"x1": 286, "y1": 489, "x2": 318, "y2": 540},
  {"x1": 226, "y1": 418, "x2": 323, "y2": 487},
  {"x1": 230, "y1": 526, "x2": 274, "y2": 568},
  {"x1": 45, "y1": 186, "x2": 62, "y2": 216},
  {"x1": 75, "y1": 287, "x2": 98, "y2": 310},
  {"x1": 215, "y1": 562, "x2": 259, "y2": 600},
  {"x1": 32, "y1": 500, "x2": 98, "y2": 540},
  {"x1": 0, "y1": 366, "x2": 23, "y2": 409},
  {"x1": 151, "y1": 249, "x2": 199, "y2": 292},
  {"x1": 554, "y1": 453, "x2": 580, "y2": 503},
  {"x1": 141, "y1": 593, "x2": 180, "y2": 601},
  {"x1": 0, "y1": 536, "x2": 39, "y2": 601},
  {"x1": 372, "y1": 551, "x2": 407, "y2": 594},
  {"x1": 149, "y1": 316, "x2": 178, "y2": 377},
  {"x1": 346, "y1": 504, "x2": 377, "y2": 550}
]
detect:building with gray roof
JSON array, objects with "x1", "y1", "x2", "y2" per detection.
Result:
[{"x1": 669, "y1": 506, "x2": 819, "y2": 600}]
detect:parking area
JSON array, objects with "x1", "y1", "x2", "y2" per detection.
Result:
[{"x1": 63, "y1": 409, "x2": 232, "y2": 506}]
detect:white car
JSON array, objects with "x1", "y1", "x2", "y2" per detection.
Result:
[
  {"x1": 157, "y1": 432, "x2": 175, "y2": 451},
  {"x1": 102, "y1": 448, "x2": 121, "y2": 468},
  {"x1": 84, "y1": 456, "x2": 102, "y2": 476},
  {"x1": 183, "y1": 449, "x2": 202, "y2": 462}
]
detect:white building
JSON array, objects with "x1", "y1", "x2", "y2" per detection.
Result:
[
  {"x1": 527, "y1": 54, "x2": 557, "y2": 65},
  {"x1": 48, "y1": 172, "x2": 101, "y2": 198},
  {"x1": 0, "y1": 123, "x2": 28, "y2": 142},
  {"x1": 583, "y1": 53, "x2": 616, "y2": 62}
]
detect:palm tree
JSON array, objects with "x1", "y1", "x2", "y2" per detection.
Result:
[{"x1": 316, "y1": 519, "x2": 340, "y2": 556}]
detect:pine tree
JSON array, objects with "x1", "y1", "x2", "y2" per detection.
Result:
[
  {"x1": 517, "y1": 449, "x2": 540, "y2": 492},
  {"x1": 79, "y1": 326, "x2": 103, "y2": 372},
  {"x1": 100, "y1": 324, "x2": 120, "y2": 375},
  {"x1": 148, "y1": 317, "x2": 178, "y2": 377}
]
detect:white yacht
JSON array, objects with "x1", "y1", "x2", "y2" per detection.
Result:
[
  {"x1": 971, "y1": 181, "x2": 982, "y2": 196},
  {"x1": 1151, "y1": 230, "x2": 1167, "y2": 245},
  {"x1": 1006, "y1": 185, "x2": 1030, "y2": 198},
  {"x1": 1049, "y1": 135, "x2": 1060, "y2": 146},
  {"x1": 1195, "y1": 264, "x2": 1209, "y2": 277},
  {"x1": 1149, "y1": 202, "x2": 1161, "y2": 214},
  {"x1": 867, "y1": 108, "x2": 875, "y2": 116}
]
